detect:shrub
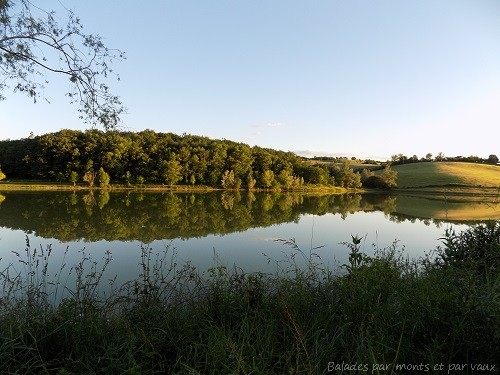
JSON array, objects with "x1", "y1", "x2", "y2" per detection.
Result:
[
  {"x1": 435, "y1": 222, "x2": 500, "y2": 274},
  {"x1": 363, "y1": 175, "x2": 392, "y2": 189}
]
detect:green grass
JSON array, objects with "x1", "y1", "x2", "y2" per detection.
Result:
[
  {"x1": 392, "y1": 162, "x2": 500, "y2": 189},
  {"x1": 1, "y1": 225, "x2": 499, "y2": 374}
]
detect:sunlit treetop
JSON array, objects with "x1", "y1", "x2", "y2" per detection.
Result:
[{"x1": 0, "y1": 0, "x2": 125, "y2": 129}]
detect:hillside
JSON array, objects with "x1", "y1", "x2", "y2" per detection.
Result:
[
  {"x1": 0, "y1": 129, "x2": 334, "y2": 189},
  {"x1": 392, "y1": 162, "x2": 500, "y2": 189}
]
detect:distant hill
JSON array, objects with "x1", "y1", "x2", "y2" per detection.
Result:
[{"x1": 392, "y1": 162, "x2": 500, "y2": 189}]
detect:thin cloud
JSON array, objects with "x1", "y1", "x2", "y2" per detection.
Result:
[
  {"x1": 251, "y1": 122, "x2": 284, "y2": 129},
  {"x1": 243, "y1": 131, "x2": 261, "y2": 141}
]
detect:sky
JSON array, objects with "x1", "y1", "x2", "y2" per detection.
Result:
[{"x1": 1, "y1": 0, "x2": 500, "y2": 160}]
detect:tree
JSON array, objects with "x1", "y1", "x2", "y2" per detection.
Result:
[
  {"x1": 246, "y1": 172, "x2": 256, "y2": 190},
  {"x1": 98, "y1": 167, "x2": 110, "y2": 188},
  {"x1": 435, "y1": 152, "x2": 445, "y2": 162},
  {"x1": 221, "y1": 169, "x2": 241, "y2": 189},
  {"x1": 360, "y1": 168, "x2": 374, "y2": 184},
  {"x1": 0, "y1": 168, "x2": 5, "y2": 181},
  {"x1": 335, "y1": 160, "x2": 361, "y2": 189},
  {"x1": 135, "y1": 176, "x2": 145, "y2": 186},
  {"x1": 0, "y1": 1, "x2": 125, "y2": 128},
  {"x1": 82, "y1": 170, "x2": 96, "y2": 187},
  {"x1": 487, "y1": 154, "x2": 499, "y2": 165},
  {"x1": 277, "y1": 169, "x2": 294, "y2": 189},
  {"x1": 69, "y1": 170, "x2": 78, "y2": 186},
  {"x1": 380, "y1": 164, "x2": 397, "y2": 188},
  {"x1": 124, "y1": 170, "x2": 132, "y2": 186},
  {"x1": 162, "y1": 160, "x2": 182, "y2": 187},
  {"x1": 260, "y1": 169, "x2": 274, "y2": 188}
]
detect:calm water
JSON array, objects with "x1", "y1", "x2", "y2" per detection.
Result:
[{"x1": 0, "y1": 190, "x2": 496, "y2": 290}]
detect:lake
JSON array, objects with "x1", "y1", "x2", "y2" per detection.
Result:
[{"x1": 0, "y1": 190, "x2": 498, "y2": 294}]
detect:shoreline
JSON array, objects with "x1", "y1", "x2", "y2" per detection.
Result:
[
  {"x1": 1, "y1": 180, "x2": 498, "y2": 197},
  {"x1": 0, "y1": 180, "x2": 350, "y2": 193}
]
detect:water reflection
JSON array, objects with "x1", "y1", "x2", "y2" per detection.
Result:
[{"x1": 0, "y1": 191, "x2": 497, "y2": 242}]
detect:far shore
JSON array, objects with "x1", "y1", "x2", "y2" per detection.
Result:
[
  {"x1": 0, "y1": 180, "x2": 350, "y2": 194},
  {"x1": 2, "y1": 180, "x2": 500, "y2": 198}
]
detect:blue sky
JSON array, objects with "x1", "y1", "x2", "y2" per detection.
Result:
[{"x1": 1, "y1": 0, "x2": 499, "y2": 160}]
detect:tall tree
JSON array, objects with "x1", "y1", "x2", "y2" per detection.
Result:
[
  {"x1": 380, "y1": 164, "x2": 397, "y2": 188},
  {"x1": 0, "y1": 0, "x2": 125, "y2": 128},
  {"x1": 162, "y1": 159, "x2": 182, "y2": 187},
  {"x1": 69, "y1": 170, "x2": 78, "y2": 186},
  {"x1": 97, "y1": 167, "x2": 110, "y2": 188},
  {"x1": 487, "y1": 154, "x2": 499, "y2": 165}
]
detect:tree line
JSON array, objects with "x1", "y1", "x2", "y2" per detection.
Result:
[
  {"x1": 390, "y1": 152, "x2": 499, "y2": 166},
  {"x1": 0, "y1": 129, "x2": 363, "y2": 189}
]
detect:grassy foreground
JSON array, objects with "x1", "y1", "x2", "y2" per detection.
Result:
[{"x1": 1, "y1": 225, "x2": 499, "y2": 374}]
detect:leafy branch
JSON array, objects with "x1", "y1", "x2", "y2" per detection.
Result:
[{"x1": 0, "y1": 0, "x2": 125, "y2": 129}]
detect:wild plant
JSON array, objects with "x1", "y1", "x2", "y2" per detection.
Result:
[
  {"x1": 269, "y1": 238, "x2": 328, "y2": 286},
  {"x1": 341, "y1": 234, "x2": 372, "y2": 273},
  {"x1": 435, "y1": 221, "x2": 500, "y2": 273},
  {"x1": 0, "y1": 236, "x2": 71, "y2": 312},
  {"x1": 121, "y1": 241, "x2": 201, "y2": 309}
]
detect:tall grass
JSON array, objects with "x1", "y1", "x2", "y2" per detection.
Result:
[{"x1": 0, "y1": 223, "x2": 499, "y2": 374}]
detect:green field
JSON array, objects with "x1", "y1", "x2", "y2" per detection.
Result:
[{"x1": 392, "y1": 162, "x2": 500, "y2": 189}]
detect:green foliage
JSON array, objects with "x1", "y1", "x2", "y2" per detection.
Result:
[
  {"x1": 335, "y1": 161, "x2": 362, "y2": 189},
  {"x1": 363, "y1": 175, "x2": 390, "y2": 189},
  {"x1": 221, "y1": 170, "x2": 241, "y2": 190},
  {"x1": 360, "y1": 168, "x2": 374, "y2": 184},
  {"x1": 367, "y1": 164, "x2": 398, "y2": 189},
  {"x1": 381, "y1": 164, "x2": 397, "y2": 187},
  {"x1": 0, "y1": 0, "x2": 124, "y2": 128},
  {"x1": 0, "y1": 168, "x2": 6, "y2": 181},
  {"x1": 487, "y1": 154, "x2": 499, "y2": 165},
  {"x1": 0, "y1": 129, "x2": 335, "y2": 188},
  {"x1": 435, "y1": 152, "x2": 445, "y2": 162},
  {"x1": 82, "y1": 170, "x2": 96, "y2": 187},
  {"x1": 69, "y1": 170, "x2": 78, "y2": 186},
  {"x1": 161, "y1": 159, "x2": 182, "y2": 187},
  {"x1": 435, "y1": 222, "x2": 500, "y2": 274},
  {"x1": 260, "y1": 169, "x2": 275, "y2": 188},
  {"x1": 246, "y1": 172, "x2": 257, "y2": 190},
  {"x1": 97, "y1": 167, "x2": 110, "y2": 187},
  {"x1": 124, "y1": 170, "x2": 132, "y2": 186}
]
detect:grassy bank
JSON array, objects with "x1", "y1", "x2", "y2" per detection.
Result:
[
  {"x1": 0, "y1": 225, "x2": 499, "y2": 374},
  {"x1": 0, "y1": 180, "x2": 348, "y2": 193}
]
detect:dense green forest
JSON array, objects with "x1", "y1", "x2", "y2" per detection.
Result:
[{"x1": 0, "y1": 129, "x2": 349, "y2": 189}]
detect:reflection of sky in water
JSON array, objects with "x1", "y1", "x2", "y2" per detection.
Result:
[{"x1": 0, "y1": 211, "x2": 471, "y2": 292}]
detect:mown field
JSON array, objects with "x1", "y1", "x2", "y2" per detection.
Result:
[{"x1": 392, "y1": 162, "x2": 500, "y2": 189}]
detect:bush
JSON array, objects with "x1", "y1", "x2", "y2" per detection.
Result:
[
  {"x1": 363, "y1": 175, "x2": 392, "y2": 189},
  {"x1": 435, "y1": 221, "x2": 500, "y2": 274}
]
